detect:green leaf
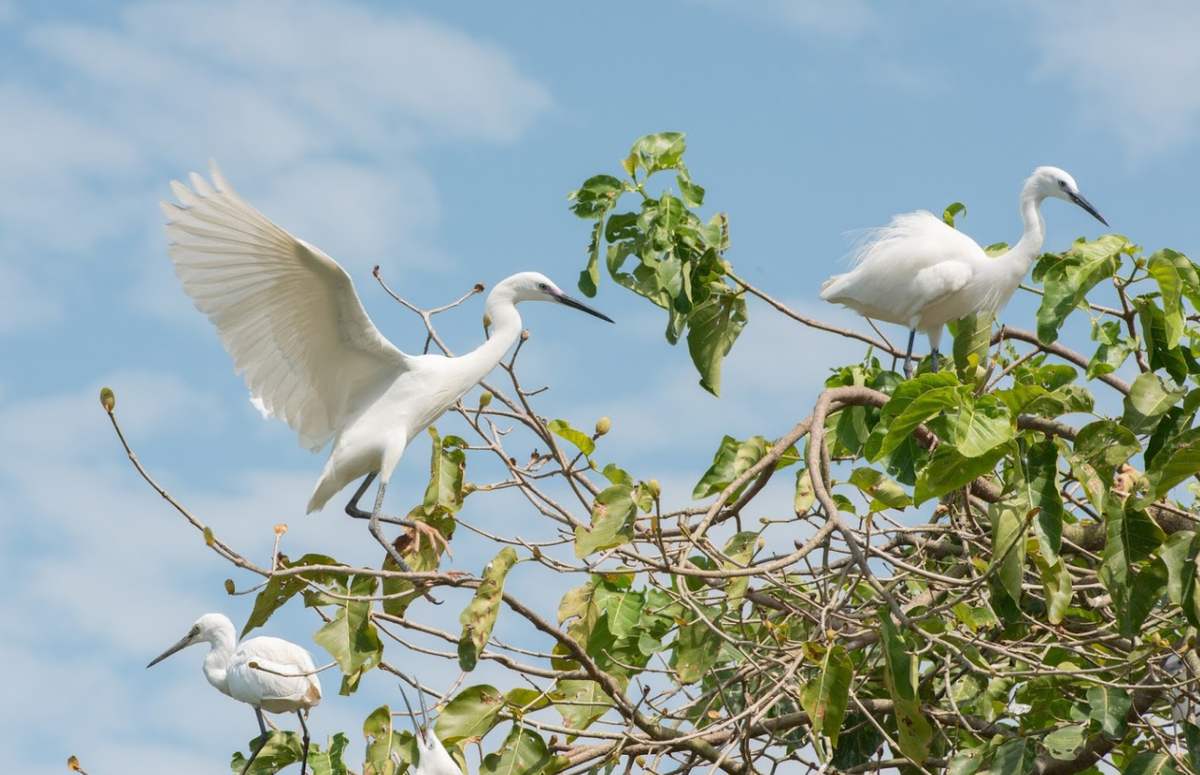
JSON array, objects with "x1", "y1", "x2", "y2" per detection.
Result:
[
  {"x1": 1148, "y1": 426, "x2": 1200, "y2": 497},
  {"x1": 231, "y1": 732, "x2": 349, "y2": 775},
  {"x1": 363, "y1": 705, "x2": 413, "y2": 775},
  {"x1": 1123, "y1": 372, "x2": 1187, "y2": 435},
  {"x1": 721, "y1": 531, "x2": 759, "y2": 599},
  {"x1": 879, "y1": 614, "x2": 931, "y2": 762},
  {"x1": 1043, "y1": 723, "x2": 1086, "y2": 760},
  {"x1": 479, "y1": 724, "x2": 559, "y2": 775},
  {"x1": 568, "y1": 174, "x2": 623, "y2": 218},
  {"x1": 1036, "y1": 235, "x2": 1128, "y2": 344},
  {"x1": 1074, "y1": 420, "x2": 1140, "y2": 480},
  {"x1": 549, "y1": 679, "x2": 613, "y2": 732},
  {"x1": 592, "y1": 579, "x2": 644, "y2": 638},
  {"x1": 435, "y1": 684, "x2": 505, "y2": 744},
  {"x1": 423, "y1": 429, "x2": 467, "y2": 515},
  {"x1": 1148, "y1": 250, "x2": 1186, "y2": 347},
  {"x1": 547, "y1": 419, "x2": 596, "y2": 459},
  {"x1": 1036, "y1": 555, "x2": 1073, "y2": 625},
  {"x1": 313, "y1": 574, "x2": 383, "y2": 695},
  {"x1": 913, "y1": 443, "x2": 1006, "y2": 506},
  {"x1": 1124, "y1": 752, "x2": 1180, "y2": 775},
  {"x1": 942, "y1": 201, "x2": 967, "y2": 227},
  {"x1": 574, "y1": 485, "x2": 636, "y2": 558},
  {"x1": 991, "y1": 738, "x2": 1028, "y2": 775},
  {"x1": 1160, "y1": 531, "x2": 1200, "y2": 627},
  {"x1": 794, "y1": 467, "x2": 815, "y2": 514},
  {"x1": 945, "y1": 393, "x2": 1013, "y2": 457},
  {"x1": 242, "y1": 554, "x2": 344, "y2": 637},
  {"x1": 1136, "y1": 297, "x2": 1189, "y2": 383},
  {"x1": 670, "y1": 608, "x2": 721, "y2": 684},
  {"x1": 1026, "y1": 440, "x2": 1064, "y2": 561},
  {"x1": 848, "y1": 467, "x2": 911, "y2": 510},
  {"x1": 458, "y1": 548, "x2": 519, "y2": 671},
  {"x1": 686, "y1": 292, "x2": 748, "y2": 396},
  {"x1": 1087, "y1": 685, "x2": 1132, "y2": 738},
  {"x1": 692, "y1": 435, "x2": 770, "y2": 499},
  {"x1": 989, "y1": 495, "x2": 1028, "y2": 604},
  {"x1": 677, "y1": 172, "x2": 705, "y2": 208},
  {"x1": 626, "y1": 132, "x2": 687, "y2": 175},
  {"x1": 868, "y1": 381, "x2": 961, "y2": 461},
  {"x1": 800, "y1": 644, "x2": 852, "y2": 746},
  {"x1": 953, "y1": 312, "x2": 993, "y2": 383},
  {"x1": 1088, "y1": 319, "x2": 1136, "y2": 378}
]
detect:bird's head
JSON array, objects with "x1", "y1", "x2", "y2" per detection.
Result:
[
  {"x1": 146, "y1": 613, "x2": 232, "y2": 668},
  {"x1": 497, "y1": 271, "x2": 614, "y2": 323},
  {"x1": 1029, "y1": 166, "x2": 1108, "y2": 227},
  {"x1": 399, "y1": 679, "x2": 462, "y2": 775}
]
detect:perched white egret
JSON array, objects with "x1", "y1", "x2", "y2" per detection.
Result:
[
  {"x1": 399, "y1": 678, "x2": 461, "y2": 775},
  {"x1": 147, "y1": 613, "x2": 322, "y2": 775},
  {"x1": 162, "y1": 165, "x2": 613, "y2": 569},
  {"x1": 820, "y1": 166, "x2": 1108, "y2": 377}
]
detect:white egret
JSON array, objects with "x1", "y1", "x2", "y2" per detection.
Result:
[
  {"x1": 147, "y1": 613, "x2": 322, "y2": 775},
  {"x1": 399, "y1": 678, "x2": 461, "y2": 775},
  {"x1": 820, "y1": 166, "x2": 1108, "y2": 377},
  {"x1": 163, "y1": 165, "x2": 613, "y2": 570}
]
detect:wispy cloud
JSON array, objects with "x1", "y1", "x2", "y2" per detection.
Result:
[
  {"x1": 0, "y1": 0, "x2": 551, "y2": 334},
  {"x1": 1025, "y1": 0, "x2": 1200, "y2": 157}
]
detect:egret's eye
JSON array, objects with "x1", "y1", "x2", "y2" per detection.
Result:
[
  {"x1": 1058, "y1": 179, "x2": 1067, "y2": 189},
  {"x1": 537, "y1": 282, "x2": 549, "y2": 291},
  {"x1": 190, "y1": 626, "x2": 200, "y2": 636}
]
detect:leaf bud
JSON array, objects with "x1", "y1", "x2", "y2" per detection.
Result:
[
  {"x1": 478, "y1": 391, "x2": 493, "y2": 409},
  {"x1": 594, "y1": 416, "x2": 612, "y2": 436},
  {"x1": 224, "y1": 579, "x2": 236, "y2": 595},
  {"x1": 99, "y1": 387, "x2": 116, "y2": 413}
]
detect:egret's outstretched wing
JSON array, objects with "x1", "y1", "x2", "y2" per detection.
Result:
[{"x1": 163, "y1": 164, "x2": 413, "y2": 451}]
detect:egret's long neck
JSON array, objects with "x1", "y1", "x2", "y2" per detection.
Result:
[
  {"x1": 1005, "y1": 184, "x2": 1047, "y2": 276},
  {"x1": 202, "y1": 625, "x2": 237, "y2": 696},
  {"x1": 458, "y1": 291, "x2": 523, "y2": 384},
  {"x1": 988, "y1": 184, "x2": 1047, "y2": 306}
]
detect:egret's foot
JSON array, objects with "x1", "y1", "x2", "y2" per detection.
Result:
[
  {"x1": 408, "y1": 519, "x2": 452, "y2": 558},
  {"x1": 930, "y1": 350, "x2": 941, "y2": 372}
]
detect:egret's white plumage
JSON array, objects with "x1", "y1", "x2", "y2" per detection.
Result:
[
  {"x1": 162, "y1": 165, "x2": 612, "y2": 563},
  {"x1": 400, "y1": 679, "x2": 462, "y2": 775},
  {"x1": 821, "y1": 166, "x2": 1108, "y2": 375},
  {"x1": 147, "y1": 613, "x2": 321, "y2": 774}
]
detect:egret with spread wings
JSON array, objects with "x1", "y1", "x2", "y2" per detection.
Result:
[
  {"x1": 820, "y1": 166, "x2": 1107, "y2": 377},
  {"x1": 163, "y1": 165, "x2": 613, "y2": 567}
]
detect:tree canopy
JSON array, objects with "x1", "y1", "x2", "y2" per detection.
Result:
[{"x1": 100, "y1": 132, "x2": 1200, "y2": 775}]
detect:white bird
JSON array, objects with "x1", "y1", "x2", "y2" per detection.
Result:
[
  {"x1": 820, "y1": 166, "x2": 1108, "y2": 377},
  {"x1": 399, "y1": 678, "x2": 462, "y2": 775},
  {"x1": 147, "y1": 613, "x2": 322, "y2": 775},
  {"x1": 162, "y1": 165, "x2": 612, "y2": 569}
]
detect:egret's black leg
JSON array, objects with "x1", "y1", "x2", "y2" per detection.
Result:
[
  {"x1": 930, "y1": 349, "x2": 941, "y2": 372},
  {"x1": 903, "y1": 329, "x2": 917, "y2": 378},
  {"x1": 239, "y1": 708, "x2": 270, "y2": 775},
  {"x1": 344, "y1": 472, "x2": 404, "y2": 526},
  {"x1": 366, "y1": 479, "x2": 440, "y2": 604},
  {"x1": 296, "y1": 711, "x2": 311, "y2": 775}
]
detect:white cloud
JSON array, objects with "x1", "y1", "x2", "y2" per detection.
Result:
[
  {"x1": 1026, "y1": 0, "x2": 1200, "y2": 156},
  {"x1": 0, "y1": 0, "x2": 550, "y2": 336}
]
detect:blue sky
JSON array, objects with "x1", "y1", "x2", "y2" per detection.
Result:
[{"x1": 4, "y1": 1, "x2": 1200, "y2": 772}]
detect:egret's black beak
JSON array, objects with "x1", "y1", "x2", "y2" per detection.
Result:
[
  {"x1": 554, "y1": 291, "x2": 614, "y2": 323},
  {"x1": 146, "y1": 633, "x2": 192, "y2": 668},
  {"x1": 1068, "y1": 191, "x2": 1108, "y2": 227},
  {"x1": 398, "y1": 678, "x2": 427, "y2": 742}
]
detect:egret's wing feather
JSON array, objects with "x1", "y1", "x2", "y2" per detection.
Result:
[
  {"x1": 228, "y1": 636, "x2": 322, "y2": 705},
  {"x1": 165, "y1": 164, "x2": 413, "y2": 451},
  {"x1": 821, "y1": 211, "x2": 985, "y2": 325}
]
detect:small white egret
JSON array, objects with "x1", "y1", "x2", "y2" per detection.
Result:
[
  {"x1": 399, "y1": 678, "x2": 461, "y2": 775},
  {"x1": 820, "y1": 166, "x2": 1108, "y2": 377},
  {"x1": 163, "y1": 166, "x2": 613, "y2": 569},
  {"x1": 146, "y1": 613, "x2": 322, "y2": 775}
]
